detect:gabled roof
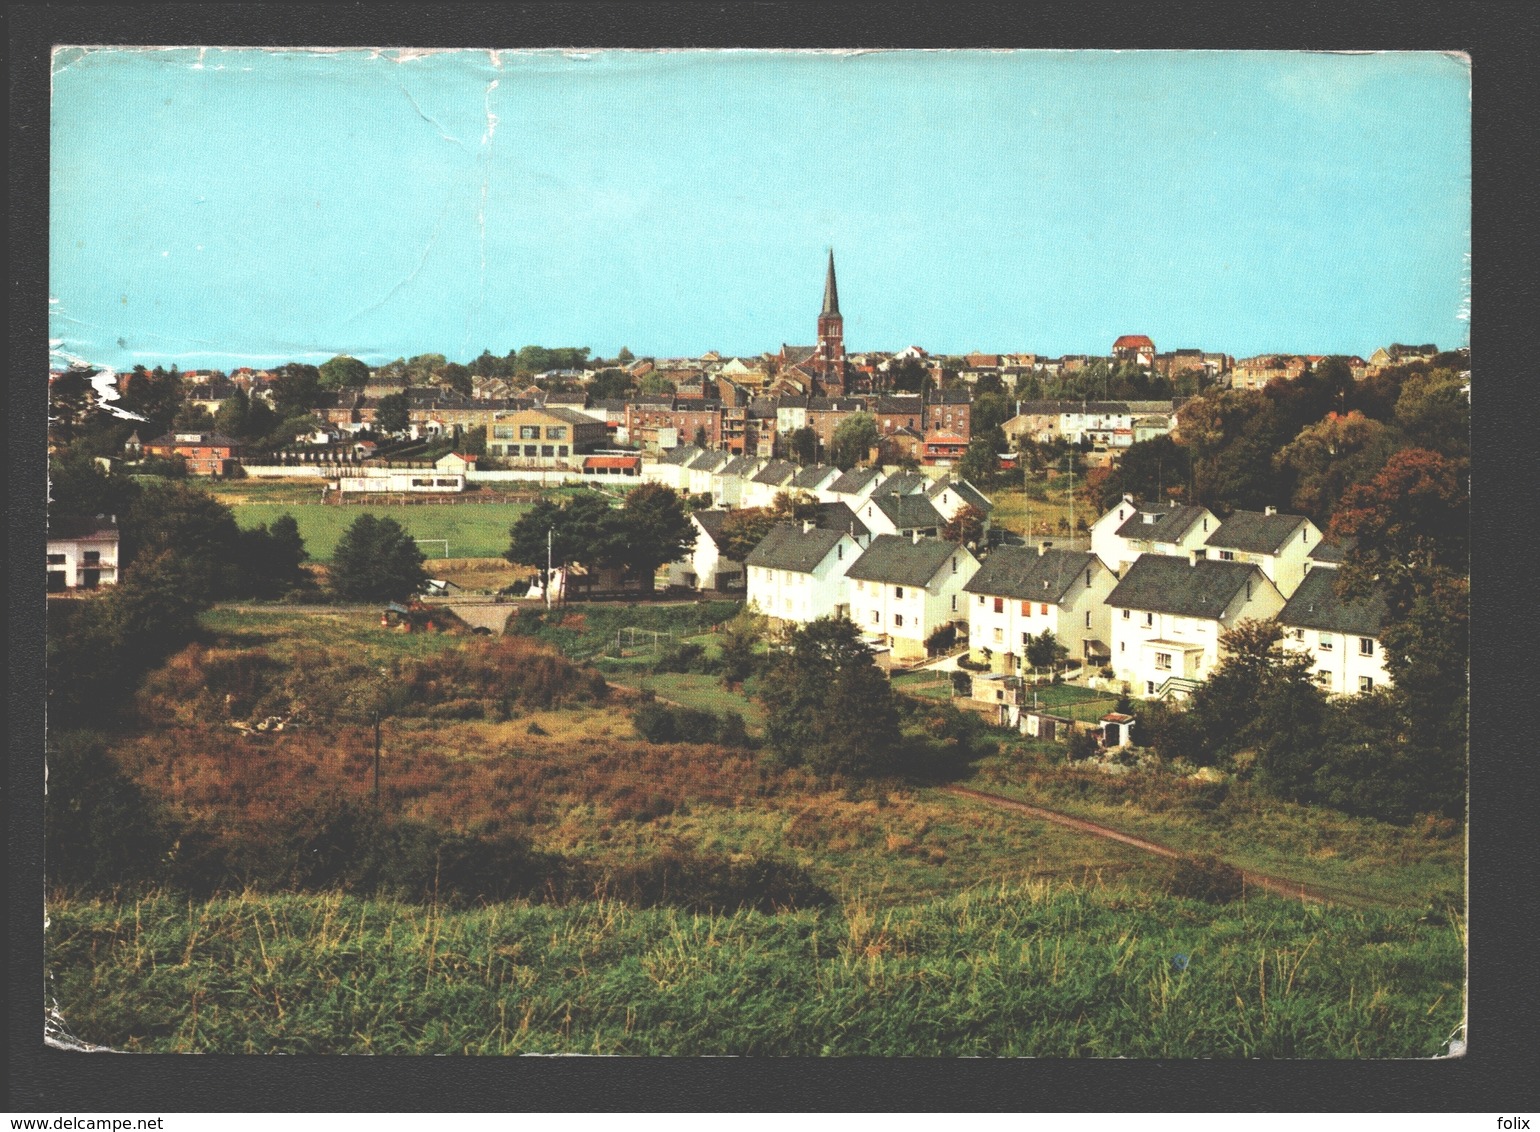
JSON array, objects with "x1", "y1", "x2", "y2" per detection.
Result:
[
  {"x1": 750, "y1": 459, "x2": 798, "y2": 485},
  {"x1": 875, "y1": 396, "x2": 923, "y2": 415},
  {"x1": 744, "y1": 523, "x2": 847, "y2": 572},
  {"x1": 718, "y1": 455, "x2": 762, "y2": 478},
  {"x1": 691, "y1": 509, "x2": 733, "y2": 547},
  {"x1": 1115, "y1": 504, "x2": 1209, "y2": 544},
  {"x1": 873, "y1": 470, "x2": 928, "y2": 497},
  {"x1": 1308, "y1": 536, "x2": 1354, "y2": 565},
  {"x1": 846, "y1": 535, "x2": 962, "y2": 587},
  {"x1": 1278, "y1": 567, "x2": 1387, "y2": 638},
  {"x1": 781, "y1": 345, "x2": 817, "y2": 365},
  {"x1": 48, "y1": 514, "x2": 119, "y2": 540},
  {"x1": 871, "y1": 492, "x2": 945, "y2": 531},
  {"x1": 1205, "y1": 510, "x2": 1307, "y2": 555},
  {"x1": 659, "y1": 444, "x2": 704, "y2": 466},
  {"x1": 791, "y1": 463, "x2": 839, "y2": 490},
  {"x1": 927, "y1": 475, "x2": 995, "y2": 513},
  {"x1": 827, "y1": 466, "x2": 882, "y2": 495},
  {"x1": 964, "y1": 546, "x2": 1098, "y2": 603},
  {"x1": 1106, "y1": 555, "x2": 1265, "y2": 619},
  {"x1": 925, "y1": 389, "x2": 971, "y2": 405},
  {"x1": 807, "y1": 397, "x2": 865, "y2": 412},
  {"x1": 816, "y1": 501, "x2": 870, "y2": 539},
  {"x1": 686, "y1": 450, "x2": 730, "y2": 473},
  {"x1": 1114, "y1": 334, "x2": 1155, "y2": 350}
]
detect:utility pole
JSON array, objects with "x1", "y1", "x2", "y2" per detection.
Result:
[
  {"x1": 546, "y1": 526, "x2": 554, "y2": 610},
  {"x1": 373, "y1": 709, "x2": 382, "y2": 805}
]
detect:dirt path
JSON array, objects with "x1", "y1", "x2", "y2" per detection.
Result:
[{"x1": 941, "y1": 785, "x2": 1392, "y2": 907}]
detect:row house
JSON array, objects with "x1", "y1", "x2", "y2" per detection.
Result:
[
  {"x1": 46, "y1": 515, "x2": 120, "y2": 592},
  {"x1": 665, "y1": 510, "x2": 744, "y2": 593},
  {"x1": 806, "y1": 397, "x2": 867, "y2": 455},
  {"x1": 819, "y1": 466, "x2": 884, "y2": 506},
  {"x1": 856, "y1": 490, "x2": 947, "y2": 540},
  {"x1": 1106, "y1": 555, "x2": 1286, "y2": 699},
  {"x1": 925, "y1": 474, "x2": 995, "y2": 534},
  {"x1": 846, "y1": 535, "x2": 980, "y2": 662},
  {"x1": 924, "y1": 389, "x2": 972, "y2": 441},
  {"x1": 743, "y1": 459, "x2": 800, "y2": 509},
  {"x1": 1201, "y1": 507, "x2": 1322, "y2": 598},
  {"x1": 141, "y1": 431, "x2": 243, "y2": 476},
  {"x1": 745, "y1": 524, "x2": 861, "y2": 629},
  {"x1": 964, "y1": 546, "x2": 1117, "y2": 673},
  {"x1": 623, "y1": 397, "x2": 723, "y2": 451},
  {"x1": 874, "y1": 395, "x2": 924, "y2": 436},
  {"x1": 1230, "y1": 355, "x2": 1308, "y2": 391},
  {"x1": 1367, "y1": 343, "x2": 1438, "y2": 374},
  {"x1": 1277, "y1": 566, "x2": 1390, "y2": 696},
  {"x1": 485, "y1": 406, "x2": 607, "y2": 465},
  {"x1": 789, "y1": 463, "x2": 842, "y2": 496}
]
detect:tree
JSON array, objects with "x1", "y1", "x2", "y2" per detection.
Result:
[
  {"x1": 173, "y1": 402, "x2": 215, "y2": 431},
  {"x1": 637, "y1": 373, "x2": 676, "y2": 396},
  {"x1": 788, "y1": 426, "x2": 818, "y2": 465},
  {"x1": 715, "y1": 507, "x2": 782, "y2": 564},
  {"x1": 589, "y1": 368, "x2": 634, "y2": 400},
  {"x1": 1093, "y1": 434, "x2": 1191, "y2": 511},
  {"x1": 1023, "y1": 629, "x2": 1068, "y2": 673},
  {"x1": 124, "y1": 481, "x2": 245, "y2": 600},
  {"x1": 972, "y1": 390, "x2": 1015, "y2": 437},
  {"x1": 760, "y1": 616, "x2": 902, "y2": 777},
  {"x1": 269, "y1": 363, "x2": 323, "y2": 417},
  {"x1": 438, "y1": 362, "x2": 474, "y2": 396},
  {"x1": 887, "y1": 356, "x2": 930, "y2": 393},
  {"x1": 619, "y1": 484, "x2": 696, "y2": 591},
  {"x1": 830, "y1": 412, "x2": 878, "y2": 469},
  {"x1": 958, "y1": 436, "x2": 1001, "y2": 487},
  {"x1": 319, "y1": 355, "x2": 371, "y2": 390},
  {"x1": 505, "y1": 492, "x2": 623, "y2": 596},
  {"x1": 1392, "y1": 368, "x2": 1470, "y2": 460},
  {"x1": 236, "y1": 513, "x2": 309, "y2": 598},
  {"x1": 48, "y1": 368, "x2": 99, "y2": 445},
  {"x1": 941, "y1": 503, "x2": 987, "y2": 548},
  {"x1": 330, "y1": 514, "x2": 428, "y2": 602},
  {"x1": 213, "y1": 385, "x2": 252, "y2": 439},
  {"x1": 1273, "y1": 410, "x2": 1397, "y2": 524},
  {"x1": 375, "y1": 391, "x2": 410, "y2": 435},
  {"x1": 616, "y1": 347, "x2": 635, "y2": 365}
]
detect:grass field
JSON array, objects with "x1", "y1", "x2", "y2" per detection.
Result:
[
  {"x1": 47, "y1": 883, "x2": 1465, "y2": 1055},
  {"x1": 227, "y1": 501, "x2": 533, "y2": 562},
  {"x1": 988, "y1": 471, "x2": 1091, "y2": 539}
]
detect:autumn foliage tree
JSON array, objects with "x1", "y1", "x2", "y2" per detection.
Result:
[{"x1": 941, "y1": 503, "x2": 987, "y2": 549}]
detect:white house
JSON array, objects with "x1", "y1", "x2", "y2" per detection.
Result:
[
  {"x1": 744, "y1": 523, "x2": 861, "y2": 629},
  {"x1": 1202, "y1": 508, "x2": 1322, "y2": 598},
  {"x1": 788, "y1": 463, "x2": 842, "y2": 496},
  {"x1": 963, "y1": 546, "x2": 1117, "y2": 673},
  {"x1": 1090, "y1": 496, "x2": 1219, "y2": 574},
  {"x1": 47, "y1": 514, "x2": 120, "y2": 591},
  {"x1": 665, "y1": 510, "x2": 743, "y2": 592},
  {"x1": 819, "y1": 465, "x2": 884, "y2": 506},
  {"x1": 1105, "y1": 554, "x2": 1286, "y2": 699},
  {"x1": 710, "y1": 454, "x2": 765, "y2": 508},
  {"x1": 684, "y1": 449, "x2": 731, "y2": 499},
  {"x1": 845, "y1": 534, "x2": 980, "y2": 662},
  {"x1": 855, "y1": 489, "x2": 947, "y2": 540},
  {"x1": 743, "y1": 459, "x2": 800, "y2": 509},
  {"x1": 1277, "y1": 566, "x2": 1391, "y2": 696},
  {"x1": 924, "y1": 474, "x2": 994, "y2": 526}
]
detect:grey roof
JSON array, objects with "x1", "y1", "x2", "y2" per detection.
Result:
[
  {"x1": 926, "y1": 389, "x2": 971, "y2": 405},
  {"x1": 1278, "y1": 568, "x2": 1387, "y2": 638},
  {"x1": 1308, "y1": 536, "x2": 1354, "y2": 565},
  {"x1": 687, "y1": 450, "x2": 730, "y2": 473},
  {"x1": 659, "y1": 444, "x2": 704, "y2": 466},
  {"x1": 928, "y1": 476, "x2": 995, "y2": 513},
  {"x1": 1106, "y1": 555, "x2": 1264, "y2": 619},
  {"x1": 1015, "y1": 400, "x2": 1131, "y2": 415},
  {"x1": 827, "y1": 466, "x2": 882, "y2": 495},
  {"x1": 791, "y1": 463, "x2": 838, "y2": 489},
  {"x1": 873, "y1": 470, "x2": 928, "y2": 497},
  {"x1": 1115, "y1": 504, "x2": 1210, "y2": 544},
  {"x1": 871, "y1": 492, "x2": 946, "y2": 531},
  {"x1": 691, "y1": 509, "x2": 733, "y2": 547},
  {"x1": 48, "y1": 514, "x2": 119, "y2": 540},
  {"x1": 781, "y1": 345, "x2": 817, "y2": 365},
  {"x1": 744, "y1": 524, "x2": 847, "y2": 572},
  {"x1": 816, "y1": 501, "x2": 870, "y2": 539},
  {"x1": 750, "y1": 459, "x2": 798, "y2": 485},
  {"x1": 875, "y1": 396, "x2": 923, "y2": 415},
  {"x1": 541, "y1": 405, "x2": 603, "y2": 427},
  {"x1": 718, "y1": 455, "x2": 761, "y2": 478},
  {"x1": 1205, "y1": 510, "x2": 1307, "y2": 555},
  {"x1": 808, "y1": 397, "x2": 866, "y2": 412},
  {"x1": 964, "y1": 546, "x2": 1098, "y2": 603},
  {"x1": 846, "y1": 535, "x2": 964, "y2": 587}
]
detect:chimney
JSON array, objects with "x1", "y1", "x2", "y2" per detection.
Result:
[
  {"x1": 802, "y1": 519, "x2": 815, "y2": 533},
  {"x1": 1264, "y1": 506, "x2": 1277, "y2": 516},
  {"x1": 912, "y1": 529, "x2": 922, "y2": 544}
]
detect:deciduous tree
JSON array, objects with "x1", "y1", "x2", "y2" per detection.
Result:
[{"x1": 330, "y1": 514, "x2": 428, "y2": 602}]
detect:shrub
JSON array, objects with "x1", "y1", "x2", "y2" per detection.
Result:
[
  {"x1": 924, "y1": 624, "x2": 958, "y2": 655},
  {"x1": 633, "y1": 702, "x2": 748, "y2": 746},
  {"x1": 654, "y1": 641, "x2": 711, "y2": 674},
  {"x1": 1067, "y1": 728, "x2": 1100, "y2": 762},
  {"x1": 1164, "y1": 853, "x2": 1245, "y2": 904}
]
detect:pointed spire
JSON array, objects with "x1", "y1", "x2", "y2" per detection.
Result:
[{"x1": 821, "y1": 249, "x2": 840, "y2": 316}]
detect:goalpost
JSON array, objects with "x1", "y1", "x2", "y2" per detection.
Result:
[{"x1": 415, "y1": 539, "x2": 450, "y2": 560}]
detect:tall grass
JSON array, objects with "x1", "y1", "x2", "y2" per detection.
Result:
[{"x1": 46, "y1": 881, "x2": 1465, "y2": 1056}]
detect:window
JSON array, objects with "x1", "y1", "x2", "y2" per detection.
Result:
[
  {"x1": 1120, "y1": 642, "x2": 1125, "y2": 653},
  {"x1": 541, "y1": 445, "x2": 555, "y2": 457},
  {"x1": 1122, "y1": 608, "x2": 1130, "y2": 619},
  {"x1": 951, "y1": 595, "x2": 957, "y2": 612},
  {"x1": 1358, "y1": 675, "x2": 1374, "y2": 693},
  {"x1": 992, "y1": 626, "x2": 1002, "y2": 643},
  {"x1": 1219, "y1": 550, "x2": 1235, "y2": 561},
  {"x1": 1147, "y1": 681, "x2": 1156, "y2": 696},
  {"x1": 1320, "y1": 633, "x2": 1334, "y2": 651},
  {"x1": 895, "y1": 614, "x2": 905, "y2": 628},
  {"x1": 837, "y1": 545, "x2": 842, "y2": 560},
  {"x1": 1040, "y1": 603, "x2": 1049, "y2": 616},
  {"x1": 1290, "y1": 628, "x2": 1304, "y2": 641},
  {"x1": 1143, "y1": 612, "x2": 1153, "y2": 627},
  {"x1": 47, "y1": 553, "x2": 65, "y2": 565},
  {"x1": 1086, "y1": 568, "x2": 1092, "y2": 586},
  {"x1": 1085, "y1": 610, "x2": 1092, "y2": 629},
  {"x1": 546, "y1": 426, "x2": 567, "y2": 440},
  {"x1": 524, "y1": 445, "x2": 538, "y2": 457},
  {"x1": 1155, "y1": 652, "x2": 1173, "y2": 671},
  {"x1": 492, "y1": 425, "x2": 514, "y2": 440},
  {"x1": 558, "y1": 446, "x2": 569, "y2": 457},
  {"x1": 951, "y1": 556, "x2": 958, "y2": 573},
  {"x1": 894, "y1": 587, "x2": 904, "y2": 599},
  {"x1": 1358, "y1": 637, "x2": 1374, "y2": 657},
  {"x1": 993, "y1": 597, "x2": 1004, "y2": 614},
  {"x1": 520, "y1": 425, "x2": 541, "y2": 440},
  {"x1": 978, "y1": 594, "x2": 985, "y2": 606},
  {"x1": 871, "y1": 610, "x2": 880, "y2": 624}
]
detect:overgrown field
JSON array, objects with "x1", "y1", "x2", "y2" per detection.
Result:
[{"x1": 46, "y1": 883, "x2": 1465, "y2": 1056}]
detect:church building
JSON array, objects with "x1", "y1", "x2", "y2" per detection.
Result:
[{"x1": 778, "y1": 251, "x2": 849, "y2": 396}]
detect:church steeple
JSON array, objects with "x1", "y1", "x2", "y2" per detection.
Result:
[{"x1": 821, "y1": 249, "x2": 840, "y2": 317}]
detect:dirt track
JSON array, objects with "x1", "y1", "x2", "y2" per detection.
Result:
[{"x1": 941, "y1": 785, "x2": 1397, "y2": 907}]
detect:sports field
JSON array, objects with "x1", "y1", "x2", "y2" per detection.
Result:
[{"x1": 228, "y1": 501, "x2": 532, "y2": 562}]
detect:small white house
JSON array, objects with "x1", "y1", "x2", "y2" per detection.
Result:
[
  {"x1": 845, "y1": 534, "x2": 980, "y2": 662},
  {"x1": 1090, "y1": 496, "x2": 1218, "y2": 574},
  {"x1": 819, "y1": 465, "x2": 884, "y2": 506},
  {"x1": 1105, "y1": 554, "x2": 1285, "y2": 699},
  {"x1": 47, "y1": 515, "x2": 120, "y2": 591},
  {"x1": 1277, "y1": 566, "x2": 1391, "y2": 696},
  {"x1": 742, "y1": 459, "x2": 800, "y2": 509},
  {"x1": 744, "y1": 523, "x2": 861, "y2": 629},
  {"x1": 963, "y1": 546, "x2": 1118, "y2": 673}
]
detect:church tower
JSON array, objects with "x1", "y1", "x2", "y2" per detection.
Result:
[{"x1": 816, "y1": 249, "x2": 846, "y2": 391}]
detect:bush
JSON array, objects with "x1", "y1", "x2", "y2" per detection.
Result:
[
  {"x1": 633, "y1": 702, "x2": 750, "y2": 746},
  {"x1": 1163, "y1": 854, "x2": 1246, "y2": 904},
  {"x1": 653, "y1": 641, "x2": 711, "y2": 674},
  {"x1": 1067, "y1": 728, "x2": 1100, "y2": 762},
  {"x1": 924, "y1": 624, "x2": 958, "y2": 655}
]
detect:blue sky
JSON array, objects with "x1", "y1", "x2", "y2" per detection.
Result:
[{"x1": 50, "y1": 48, "x2": 1470, "y2": 370}]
